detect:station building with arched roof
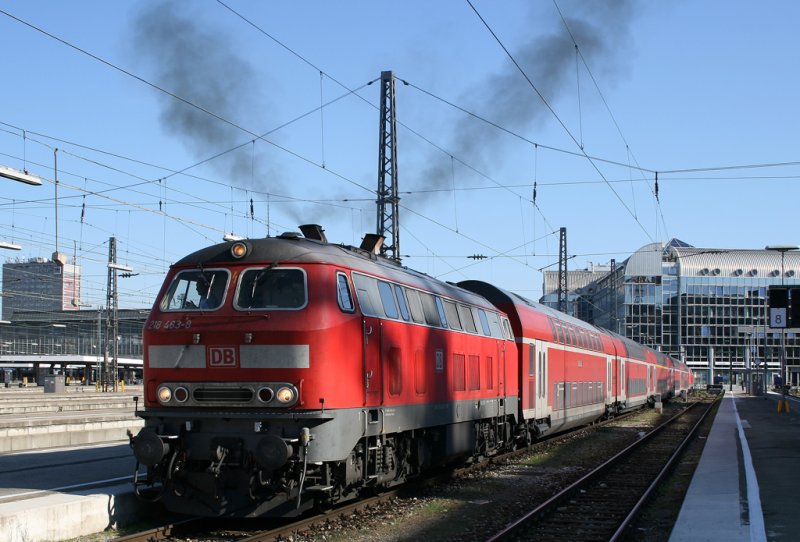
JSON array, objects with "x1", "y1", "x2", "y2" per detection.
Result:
[{"x1": 542, "y1": 239, "x2": 800, "y2": 388}]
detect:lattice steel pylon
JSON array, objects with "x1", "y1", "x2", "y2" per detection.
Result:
[
  {"x1": 610, "y1": 258, "x2": 618, "y2": 333},
  {"x1": 557, "y1": 227, "x2": 568, "y2": 313},
  {"x1": 104, "y1": 237, "x2": 120, "y2": 392},
  {"x1": 377, "y1": 70, "x2": 400, "y2": 262}
]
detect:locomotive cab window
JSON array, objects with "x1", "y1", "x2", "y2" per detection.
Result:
[
  {"x1": 336, "y1": 272, "x2": 355, "y2": 313},
  {"x1": 235, "y1": 267, "x2": 307, "y2": 310},
  {"x1": 161, "y1": 269, "x2": 229, "y2": 311}
]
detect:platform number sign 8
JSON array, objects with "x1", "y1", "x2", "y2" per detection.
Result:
[{"x1": 770, "y1": 308, "x2": 787, "y2": 329}]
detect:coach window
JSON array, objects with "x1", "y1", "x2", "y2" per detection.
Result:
[
  {"x1": 568, "y1": 326, "x2": 578, "y2": 347},
  {"x1": 377, "y1": 281, "x2": 399, "y2": 319},
  {"x1": 554, "y1": 321, "x2": 565, "y2": 345},
  {"x1": 528, "y1": 343, "x2": 535, "y2": 377},
  {"x1": 393, "y1": 284, "x2": 411, "y2": 321},
  {"x1": 405, "y1": 288, "x2": 425, "y2": 323},
  {"x1": 336, "y1": 273, "x2": 355, "y2": 313},
  {"x1": 444, "y1": 300, "x2": 462, "y2": 331},
  {"x1": 235, "y1": 267, "x2": 305, "y2": 310}
]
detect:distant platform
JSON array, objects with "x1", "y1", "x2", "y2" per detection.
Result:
[{"x1": 670, "y1": 388, "x2": 800, "y2": 541}]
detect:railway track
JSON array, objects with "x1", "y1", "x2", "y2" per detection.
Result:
[
  {"x1": 110, "y1": 408, "x2": 641, "y2": 542},
  {"x1": 487, "y1": 396, "x2": 718, "y2": 542}
]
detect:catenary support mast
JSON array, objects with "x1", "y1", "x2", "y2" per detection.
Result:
[
  {"x1": 558, "y1": 227, "x2": 568, "y2": 313},
  {"x1": 377, "y1": 71, "x2": 400, "y2": 262}
]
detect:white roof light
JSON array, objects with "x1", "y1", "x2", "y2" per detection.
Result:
[{"x1": 0, "y1": 165, "x2": 42, "y2": 186}]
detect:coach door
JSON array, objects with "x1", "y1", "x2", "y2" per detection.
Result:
[
  {"x1": 534, "y1": 342, "x2": 549, "y2": 421},
  {"x1": 522, "y1": 342, "x2": 535, "y2": 414}
]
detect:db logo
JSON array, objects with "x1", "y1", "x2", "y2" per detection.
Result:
[{"x1": 208, "y1": 346, "x2": 238, "y2": 367}]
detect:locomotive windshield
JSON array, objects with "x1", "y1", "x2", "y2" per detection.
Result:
[
  {"x1": 235, "y1": 267, "x2": 306, "y2": 310},
  {"x1": 161, "y1": 269, "x2": 229, "y2": 311}
]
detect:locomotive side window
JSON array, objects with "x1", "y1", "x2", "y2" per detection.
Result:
[
  {"x1": 352, "y1": 273, "x2": 384, "y2": 317},
  {"x1": 486, "y1": 311, "x2": 503, "y2": 338},
  {"x1": 419, "y1": 292, "x2": 441, "y2": 327},
  {"x1": 405, "y1": 289, "x2": 425, "y2": 323},
  {"x1": 434, "y1": 297, "x2": 448, "y2": 328},
  {"x1": 458, "y1": 304, "x2": 478, "y2": 333},
  {"x1": 236, "y1": 268, "x2": 306, "y2": 310},
  {"x1": 475, "y1": 309, "x2": 491, "y2": 336},
  {"x1": 444, "y1": 300, "x2": 462, "y2": 331},
  {"x1": 501, "y1": 317, "x2": 514, "y2": 340},
  {"x1": 393, "y1": 284, "x2": 411, "y2": 321},
  {"x1": 336, "y1": 273, "x2": 355, "y2": 313},
  {"x1": 161, "y1": 269, "x2": 229, "y2": 311},
  {"x1": 377, "y1": 281, "x2": 399, "y2": 319}
]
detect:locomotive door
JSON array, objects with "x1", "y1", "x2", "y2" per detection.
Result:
[{"x1": 362, "y1": 317, "x2": 383, "y2": 405}]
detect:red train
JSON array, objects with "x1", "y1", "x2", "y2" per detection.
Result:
[{"x1": 130, "y1": 225, "x2": 693, "y2": 517}]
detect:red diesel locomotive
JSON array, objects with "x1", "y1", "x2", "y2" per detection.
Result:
[{"x1": 130, "y1": 225, "x2": 693, "y2": 517}]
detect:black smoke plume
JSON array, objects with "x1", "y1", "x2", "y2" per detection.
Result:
[
  {"x1": 418, "y1": 0, "x2": 637, "y2": 195},
  {"x1": 130, "y1": 2, "x2": 278, "y2": 191}
]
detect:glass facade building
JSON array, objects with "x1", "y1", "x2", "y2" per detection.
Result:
[
  {"x1": 542, "y1": 240, "x2": 800, "y2": 388},
  {"x1": 2, "y1": 257, "x2": 81, "y2": 320}
]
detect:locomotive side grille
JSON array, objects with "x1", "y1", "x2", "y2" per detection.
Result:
[{"x1": 194, "y1": 387, "x2": 254, "y2": 402}]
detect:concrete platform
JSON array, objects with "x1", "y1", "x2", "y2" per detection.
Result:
[
  {"x1": 670, "y1": 388, "x2": 800, "y2": 541},
  {"x1": 0, "y1": 483, "x2": 156, "y2": 542},
  {"x1": 0, "y1": 387, "x2": 153, "y2": 540},
  {"x1": 0, "y1": 440, "x2": 167, "y2": 542},
  {"x1": 0, "y1": 386, "x2": 144, "y2": 452}
]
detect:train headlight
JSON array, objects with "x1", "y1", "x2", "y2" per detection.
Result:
[
  {"x1": 174, "y1": 386, "x2": 189, "y2": 403},
  {"x1": 230, "y1": 242, "x2": 248, "y2": 259},
  {"x1": 157, "y1": 385, "x2": 172, "y2": 404},
  {"x1": 257, "y1": 387, "x2": 274, "y2": 403},
  {"x1": 275, "y1": 386, "x2": 295, "y2": 404}
]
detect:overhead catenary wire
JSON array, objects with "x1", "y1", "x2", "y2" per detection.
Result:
[{"x1": 465, "y1": 0, "x2": 653, "y2": 242}]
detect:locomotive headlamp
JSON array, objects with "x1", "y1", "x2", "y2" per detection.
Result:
[
  {"x1": 257, "y1": 387, "x2": 274, "y2": 403},
  {"x1": 275, "y1": 386, "x2": 295, "y2": 404},
  {"x1": 157, "y1": 385, "x2": 172, "y2": 404},
  {"x1": 174, "y1": 386, "x2": 189, "y2": 403},
  {"x1": 230, "y1": 241, "x2": 248, "y2": 259}
]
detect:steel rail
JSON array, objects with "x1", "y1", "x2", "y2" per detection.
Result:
[{"x1": 486, "y1": 396, "x2": 718, "y2": 541}]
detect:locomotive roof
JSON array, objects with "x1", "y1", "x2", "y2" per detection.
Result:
[{"x1": 172, "y1": 233, "x2": 496, "y2": 310}]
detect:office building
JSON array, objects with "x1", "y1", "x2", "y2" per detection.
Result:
[{"x1": 2, "y1": 255, "x2": 81, "y2": 320}]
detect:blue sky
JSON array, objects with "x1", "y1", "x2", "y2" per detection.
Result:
[{"x1": 1, "y1": 0, "x2": 798, "y2": 309}]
